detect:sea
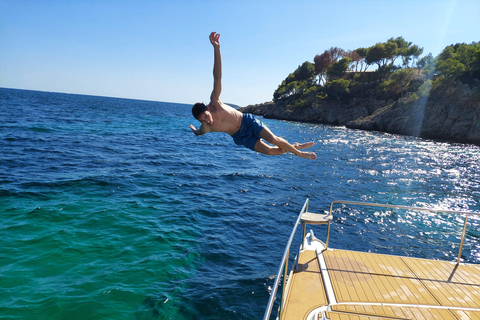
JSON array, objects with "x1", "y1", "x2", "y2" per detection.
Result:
[{"x1": 1, "y1": 87, "x2": 479, "y2": 319}]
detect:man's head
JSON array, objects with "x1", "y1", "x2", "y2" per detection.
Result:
[
  {"x1": 192, "y1": 103, "x2": 208, "y2": 120},
  {"x1": 192, "y1": 102, "x2": 213, "y2": 125}
]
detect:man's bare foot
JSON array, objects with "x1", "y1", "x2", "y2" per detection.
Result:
[
  {"x1": 297, "y1": 151, "x2": 317, "y2": 160},
  {"x1": 293, "y1": 142, "x2": 314, "y2": 150}
]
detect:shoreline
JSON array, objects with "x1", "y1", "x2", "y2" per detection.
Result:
[{"x1": 240, "y1": 86, "x2": 480, "y2": 146}]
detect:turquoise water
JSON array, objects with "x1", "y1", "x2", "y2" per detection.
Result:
[{"x1": 1, "y1": 88, "x2": 479, "y2": 319}]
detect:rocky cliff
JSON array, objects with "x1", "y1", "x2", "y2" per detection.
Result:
[{"x1": 240, "y1": 84, "x2": 480, "y2": 145}]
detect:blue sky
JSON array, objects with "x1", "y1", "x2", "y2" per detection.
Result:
[{"x1": 1, "y1": 0, "x2": 479, "y2": 106}]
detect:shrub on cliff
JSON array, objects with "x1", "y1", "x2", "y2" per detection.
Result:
[
  {"x1": 385, "y1": 68, "x2": 416, "y2": 98},
  {"x1": 325, "y1": 79, "x2": 350, "y2": 102}
]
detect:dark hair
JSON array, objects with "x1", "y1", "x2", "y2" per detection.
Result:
[{"x1": 192, "y1": 102, "x2": 208, "y2": 119}]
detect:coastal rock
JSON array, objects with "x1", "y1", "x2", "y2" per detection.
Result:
[
  {"x1": 346, "y1": 96, "x2": 480, "y2": 144},
  {"x1": 240, "y1": 86, "x2": 480, "y2": 145},
  {"x1": 241, "y1": 101, "x2": 275, "y2": 116},
  {"x1": 241, "y1": 100, "x2": 370, "y2": 125}
]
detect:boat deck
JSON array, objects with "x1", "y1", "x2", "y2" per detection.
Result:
[{"x1": 282, "y1": 248, "x2": 480, "y2": 320}]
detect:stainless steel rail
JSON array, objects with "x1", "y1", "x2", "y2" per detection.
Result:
[
  {"x1": 262, "y1": 198, "x2": 309, "y2": 320},
  {"x1": 326, "y1": 200, "x2": 480, "y2": 265},
  {"x1": 263, "y1": 199, "x2": 479, "y2": 320}
]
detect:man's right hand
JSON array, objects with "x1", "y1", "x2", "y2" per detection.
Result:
[{"x1": 189, "y1": 124, "x2": 203, "y2": 136}]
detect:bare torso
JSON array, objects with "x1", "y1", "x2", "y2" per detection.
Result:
[{"x1": 207, "y1": 100, "x2": 243, "y2": 135}]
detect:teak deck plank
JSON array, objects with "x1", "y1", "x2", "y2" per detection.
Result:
[
  {"x1": 402, "y1": 257, "x2": 480, "y2": 308},
  {"x1": 324, "y1": 249, "x2": 440, "y2": 305},
  {"x1": 281, "y1": 250, "x2": 327, "y2": 320},
  {"x1": 450, "y1": 310, "x2": 480, "y2": 319},
  {"x1": 331, "y1": 305, "x2": 457, "y2": 319}
]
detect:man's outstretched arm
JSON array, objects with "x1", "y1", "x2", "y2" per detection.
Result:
[
  {"x1": 209, "y1": 32, "x2": 222, "y2": 102},
  {"x1": 189, "y1": 124, "x2": 209, "y2": 136}
]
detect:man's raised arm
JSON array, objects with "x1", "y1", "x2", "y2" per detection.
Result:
[{"x1": 209, "y1": 32, "x2": 222, "y2": 102}]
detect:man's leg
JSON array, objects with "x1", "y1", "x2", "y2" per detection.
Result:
[
  {"x1": 255, "y1": 128, "x2": 317, "y2": 160},
  {"x1": 254, "y1": 139, "x2": 285, "y2": 156},
  {"x1": 254, "y1": 140, "x2": 314, "y2": 156}
]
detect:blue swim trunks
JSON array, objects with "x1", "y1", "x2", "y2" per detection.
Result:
[{"x1": 231, "y1": 113, "x2": 265, "y2": 151}]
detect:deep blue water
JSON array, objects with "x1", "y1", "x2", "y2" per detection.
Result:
[{"x1": 1, "y1": 88, "x2": 479, "y2": 319}]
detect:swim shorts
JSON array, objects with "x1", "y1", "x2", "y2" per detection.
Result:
[{"x1": 231, "y1": 113, "x2": 265, "y2": 151}]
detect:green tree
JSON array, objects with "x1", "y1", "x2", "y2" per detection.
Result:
[
  {"x1": 384, "y1": 41, "x2": 398, "y2": 65},
  {"x1": 366, "y1": 43, "x2": 389, "y2": 68},
  {"x1": 403, "y1": 45, "x2": 424, "y2": 67},
  {"x1": 354, "y1": 47, "x2": 369, "y2": 72},
  {"x1": 368, "y1": 37, "x2": 423, "y2": 68},
  {"x1": 455, "y1": 43, "x2": 480, "y2": 77},
  {"x1": 366, "y1": 41, "x2": 400, "y2": 68},
  {"x1": 436, "y1": 58, "x2": 466, "y2": 80},
  {"x1": 438, "y1": 46, "x2": 455, "y2": 61},
  {"x1": 415, "y1": 42, "x2": 480, "y2": 83},
  {"x1": 417, "y1": 53, "x2": 435, "y2": 77},
  {"x1": 434, "y1": 42, "x2": 480, "y2": 82},
  {"x1": 273, "y1": 61, "x2": 315, "y2": 101},
  {"x1": 388, "y1": 37, "x2": 409, "y2": 64},
  {"x1": 294, "y1": 61, "x2": 315, "y2": 81},
  {"x1": 471, "y1": 43, "x2": 480, "y2": 80},
  {"x1": 326, "y1": 57, "x2": 352, "y2": 80},
  {"x1": 389, "y1": 68, "x2": 416, "y2": 97}
]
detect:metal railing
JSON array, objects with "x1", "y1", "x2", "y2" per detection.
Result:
[
  {"x1": 262, "y1": 198, "x2": 310, "y2": 320},
  {"x1": 326, "y1": 200, "x2": 480, "y2": 265},
  {"x1": 263, "y1": 198, "x2": 479, "y2": 320}
]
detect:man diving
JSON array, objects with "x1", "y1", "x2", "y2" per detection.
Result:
[{"x1": 189, "y1": 32, "x2": 317, "y2": 160}]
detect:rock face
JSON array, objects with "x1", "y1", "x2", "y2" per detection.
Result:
[
  {"x1": 240, "y1": 86, "x2": 480, "y2": 145},
  {"x1": 241, "y1": 99, "x2": 371, "y2": 125}
]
